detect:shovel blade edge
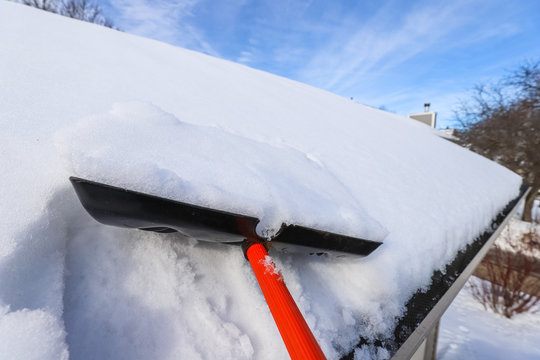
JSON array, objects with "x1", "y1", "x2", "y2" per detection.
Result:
[
  {"x1": 70, "y1": 177, "x2": 382, "y2": 257},
  {"x1": 70, "y1": 177, "x2": 259, "y2": 243}
]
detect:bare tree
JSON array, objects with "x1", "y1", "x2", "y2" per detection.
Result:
[
  {"x1": 470, "y1": 223, "x2": 540, "y2": 318},
  {"x1": 21, "y1": 0, "x2": 58, "y2": 12},
  {"x1": 17, "y1": 0, "x2": 117, "y2": 29},
  {"x1": 455, "y1": 61, "x2": 540, "y2": 221},
  {"x1": 60, "y1": 0, "x2": 116, "y2": 28}
]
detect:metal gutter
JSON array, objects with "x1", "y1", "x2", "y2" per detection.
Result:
[{"x1": 391, "y1": 186, "x2": 531, "y2": 360}]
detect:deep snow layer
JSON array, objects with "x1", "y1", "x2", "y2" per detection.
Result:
[
  {"x1": 56, "y1": 102, "x2": 387, "y2": 241},
  {"x1": 0, "y1": 2, "x2": 522, "y2": 359}
]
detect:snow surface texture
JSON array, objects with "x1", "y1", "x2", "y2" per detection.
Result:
[
  {"x1": 0, "y1": 2, "x2": 522, "y2": 359},
  {"x1": 438, "y1": 279, "x2": 540, "y2": 360}
]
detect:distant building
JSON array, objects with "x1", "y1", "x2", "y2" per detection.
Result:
[{"x1": 409, "y1": 103, "x2": 437, "y2": 128}]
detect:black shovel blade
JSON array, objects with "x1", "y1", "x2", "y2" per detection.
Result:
[{"x1": 70, "y1": 177, "x2": 382, "y2": 257}]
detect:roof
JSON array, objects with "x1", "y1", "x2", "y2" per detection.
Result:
[{"x1": 0, "y1": 2, "x2": 523, "y2": 359}]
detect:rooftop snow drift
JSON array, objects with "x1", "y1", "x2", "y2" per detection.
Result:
[{"x1": 0, "y1": 2, "x2": 522, "y2": 359}]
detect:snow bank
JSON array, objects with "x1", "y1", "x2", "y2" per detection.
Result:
[{"x1": 0, "y1": 2, "x2": 522, "y2": 359}]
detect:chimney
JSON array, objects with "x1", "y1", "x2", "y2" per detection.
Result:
[{"x1": 408, "y1": 104, "x2": 437, "y2": 128}]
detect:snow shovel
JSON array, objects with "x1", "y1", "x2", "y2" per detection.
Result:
[{"x1": 70, "y1": 177, "x2": 382, "y2": 360}]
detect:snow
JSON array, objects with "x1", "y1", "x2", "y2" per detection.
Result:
[
  {"x1": 0, "y1": 306, "x2": 69, "y2": 360},
  {"x1": 494, "y1": 219, "x2": 540, "y2": 257},
  {"x1": 438, "y1": 280, "x2": 540, "y2": 360},
  {"x1": 0, "y1": 2, "x2": 523, "y2": 359},
  {"x1": 55, "y1": 101, "x2": 387, "y2": 240},
  {"x1": 260, "y1": 255, "x2": 282, "y2": 279}
]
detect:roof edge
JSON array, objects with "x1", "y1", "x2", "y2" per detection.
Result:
[{"x1": 390, "y1": 184, "x2": 530, "y2": 359}]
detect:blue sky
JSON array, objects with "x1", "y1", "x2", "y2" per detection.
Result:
[{"x1": 98, "y1": 0, "x2": 539, "y2": 128}]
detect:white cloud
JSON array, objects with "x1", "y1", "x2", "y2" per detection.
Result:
[
  {"x1": 297, "y1": 1, "x2": 463, "y2": 88},
  {"x1": 296, "y1": 0, "x2": 520, "y2": 93},
  {"x1": 108, "y1": 0, "x2": 219, "y2": 56},
  {"x1": 236, "y1": 50, "x2": 253, "y2": 64}
]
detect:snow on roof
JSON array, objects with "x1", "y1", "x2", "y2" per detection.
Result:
[{"x1": 0, "y1": 2, "x2": 522, "y2": 359}]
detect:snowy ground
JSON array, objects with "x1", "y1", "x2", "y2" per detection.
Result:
[{"x1": 438, "y1": 280, "x2": 540, "y2": 360}]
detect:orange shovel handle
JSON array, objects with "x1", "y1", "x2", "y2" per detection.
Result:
[{"x1": 245, "y1": 242, "x2": 326, "y2": 360}]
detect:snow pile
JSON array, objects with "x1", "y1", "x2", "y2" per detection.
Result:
[
  {"x1": 0, "y1": 2, "x2": 522, "y2": 359},
  {"x1": 56, "y1": 101, "x2": 387, "y2": 240}
]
